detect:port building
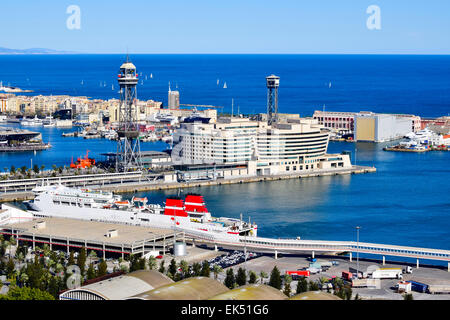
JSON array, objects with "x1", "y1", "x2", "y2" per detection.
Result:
[
  {"x1": 0, "y1": 216, "x2": 183, "y2": 259},
  {"x1": 59, "y1": 270, "x2": 173, "y2": 300},
  {"x1": 313, "y1": 110, "x2": 421, "y2": 139},
  {"x1": 354, "y1": 112, "x2": 412, "y2": 142},
  {"x1": 171, "y1": 117, "x2": 351, "y2": 176}
]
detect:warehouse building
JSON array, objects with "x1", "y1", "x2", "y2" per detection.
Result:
[
  {"x1": 354, "y1": 112, "x2": 412, "y2": 142},
  {"x1": 126, "y1": 277, "x2": 229, "y2": 300},
  {"x1": 59, "y1": 270, "x2": 173, "y2": 300}
]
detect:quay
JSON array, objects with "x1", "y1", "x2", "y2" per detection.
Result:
[
  {"x1": 100, "y1": 165, "x2": 376, "y2": 193},
  {"x1": 0, "y1": 165, "x2": 375, "y2": 202}
]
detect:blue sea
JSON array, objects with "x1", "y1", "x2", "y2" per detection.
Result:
[{"x1": 1, "y1": 55, "x2": 449, "y2": 264}]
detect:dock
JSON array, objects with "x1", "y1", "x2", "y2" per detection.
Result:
[
  {"x1": 99, "y1": 165, "x2": 376, "y2": 193},
  {"x1": 0, "y1": 165, "x2": 376, "y2": 202}
]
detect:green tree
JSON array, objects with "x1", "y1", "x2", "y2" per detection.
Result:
[
  {"x1": 97, "y1": 259, "x2": 107, "y2": 277},
  {"x1": 20, "y1": 166, "x2": 27, "y2": 175},
  {"x1": 0, "y1": 286, "x2": 54, "y2": 300},
  {"x1": 200, "y1": 260, "x2": 210, "y2": 278},
  {"x1": 148, "y1": 256, "x2": 157, "y2": 270},
  {"x1": 259, "y1": 271, "x2": 268, "y2": 284},
  {"x1": 87, "y1": 263, "x2": 96, "y2": 280},
  {"x1": 158, "y1": 260, "x2": 165, "y2": 274},
  {"x1": 224, "y1": 268, "x2": 236, "y2": 289},
  {"x1": 296, "y1": 277, "x2": 308, "y2": 294},
  {"x1": 68, "y1": 251, "x2": 75, "y2": 266},
  {"x1": 403, "y1": 293, "x2": 414, "y2": 300},
  {"x1": 248, "y1": 271, "x2": 257, "y2": 284},
  {"x1": 48, "y1": 276, "x2": 59, "y2": 298},
  {"x1": 179, "y1": 260, "x2": 190, "y2": 279},
  {"x1": 168, "y1": 259, "x2": 177, "y2": 278},
  {"x1": 236, "y1": 267, "x2": 247, "y2": 286},
  {"x1": 344, "y1": 286, "x2": 353, "y2": 300},
  {"x1": 10, "y1": 165, "x2": 15, "y2": 174},
  {"x1": 77, "y1": 247, "x2": 87, "y2": 276},
  {"x1": 283, "y1": 282, "x2": 292, "y2": 297},
  {"x1": 308, "y1": 280, "x2": 319, "y2": 291},
  {"x1": 268, "y1": 266, "x2": 282, "y2": 290},
  {"x1": 192, "y1": 262, "x2": 201, "y2": 277},
  {"x1": 6, "y1": 258, "x2": 15, "y2": 279},
  {"x1": 213, "y1": 265, "x2": 223, "y2": 280},
  {"x1": 33, "y1": 164, "x2": 39, "y2": 174}
]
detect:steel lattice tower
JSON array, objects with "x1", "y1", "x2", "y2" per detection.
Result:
[
  {"x1": 116, "y1": 56, "x2": 142, "y2": 171},
  {"x1": 266, "y1": 75, "x2": 280, "y2": 126}
]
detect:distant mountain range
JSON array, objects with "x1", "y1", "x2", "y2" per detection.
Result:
[{"x1": 0, "y1": 47, "x2": 75, "y2": 54}]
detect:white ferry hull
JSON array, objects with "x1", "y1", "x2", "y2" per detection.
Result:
[{"x1": 29, "y1": 194, "x2": 240, "y2": 235}]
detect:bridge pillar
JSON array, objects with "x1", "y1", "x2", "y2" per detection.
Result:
[
  {"x1": 349, "y1": 252, "x2": 352, "y2": 262},
  {"x1": 416, "y1": 259, "x2": 419, "y2": 269},
  {"x1": 275, "y1": 250, "x2": 278, "y2": 260},
  {"x1": 382, "y1": 256, "x2": 385, "y2": 265},
  {"x1": 312, "y1": 251, "x2": 315, "y2": 259}
]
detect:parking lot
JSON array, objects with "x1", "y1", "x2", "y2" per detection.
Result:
[{"x1": 224, "y1": 254, "x2": 450, "y2": 300}]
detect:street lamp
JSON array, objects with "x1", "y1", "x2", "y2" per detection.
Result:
[{"x1": 356, "y1": 226, "x2": 361, "y2": 278}]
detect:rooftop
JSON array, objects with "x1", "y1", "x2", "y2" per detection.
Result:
[{"x1": 4, "y1": 217, "x2": 175, "y2": 246}]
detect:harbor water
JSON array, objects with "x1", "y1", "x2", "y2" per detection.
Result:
[{"x1": 0, "y1": 54, "x2": 449, "y2": 263}]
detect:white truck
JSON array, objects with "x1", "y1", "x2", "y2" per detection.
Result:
[{"x1": 371, "y1": 268, "x2": 403, "y2": 279}]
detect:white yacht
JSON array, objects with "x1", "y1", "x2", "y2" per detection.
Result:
[{"x1": 21, "y1": 115, "x2": 43, "y2": 126}]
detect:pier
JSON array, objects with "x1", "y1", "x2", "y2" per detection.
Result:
[
  {"x1": 0, "y1": 165, "x2": 375, "y2": 202},
  {"x1": 100, "y1": 165, "x2": 376, "y2": 193}
]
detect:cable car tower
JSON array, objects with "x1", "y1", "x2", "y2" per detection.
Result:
[
  {"x1": 266, "y1": 75, "x2": 280, "y2": 126},
  {"x1": 116, "y1": 56, "x2": 142, "y2": 171}
]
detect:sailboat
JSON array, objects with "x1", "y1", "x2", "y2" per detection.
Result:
[
  {"x1": 81, "y1": 80, "x2": 84, "y2": 85},
  {"x1": 223, "y1": 82, "x2": 227, "y2": 89},
  {"x1": 112, "y1": 84, "x2": 114, "y2": 91},
  {"x1": 145, "y1": 75, "x2": 148, "y2": 80},
  {"x1": 217, "y1": 79, "x2": 219, "y2": 86},
  {"x1": 328, "y1": 81, "x2": 332, "y2": 88},
  {"x1": 150, "y1": 73, "x2": 153, "y2": 79}
]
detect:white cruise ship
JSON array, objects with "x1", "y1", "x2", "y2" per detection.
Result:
[{"x1": 26, "y1": 185, "x2": 257, "y2": 237}]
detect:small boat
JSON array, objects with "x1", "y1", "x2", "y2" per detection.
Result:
[
  {"x1": 150, "y1": 73, "x2": 153, "y2": 78},
  {"x1": 223, "y1": 82, "x2": 227, "y2": 89}
]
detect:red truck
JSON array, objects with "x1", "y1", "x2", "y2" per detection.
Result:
[
  {"x1": 342, "y1": 271, "x2": 353, "y2": 281},
  {"x1": 286, "y1": 270, "x2": 310, "y2": 280}
]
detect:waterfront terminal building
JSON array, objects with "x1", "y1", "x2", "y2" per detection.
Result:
[{"x1": 171, "y1": 117, "x2": 351, "y2": 178}]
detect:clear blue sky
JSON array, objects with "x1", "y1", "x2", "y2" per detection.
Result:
[{"x1": 1, "y1": 0, "x2": 450, "y2": 54}]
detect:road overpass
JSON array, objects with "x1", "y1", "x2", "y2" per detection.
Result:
[{"x1": 182, "y1": 229, "x2": 450, "y2": 271}]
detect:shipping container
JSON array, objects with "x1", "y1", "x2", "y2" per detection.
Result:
[
  {"x1": 409, "y1": 281, "x2": 428, "y2": 293},
  {"x1": 371, "y1": 268, "x2": 403, "y2": 279}
]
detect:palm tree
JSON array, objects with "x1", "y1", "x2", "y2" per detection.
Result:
[
  {"x1": 148, "y1": 256, "x2": 157, "y2": 270},
  {"x1": 178, "y1": 260, "x2": 189, "y2": 277},
  {"x1": 259, "y1": 271, "x2": 268, "y2": 284},
  {"x1": 213, "y1": 265, "x2": 223, "y2": 280}
]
